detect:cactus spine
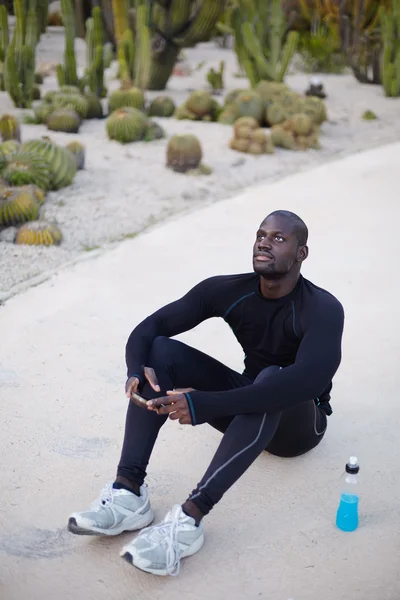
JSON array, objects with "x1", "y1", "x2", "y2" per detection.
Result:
[
  {"x1": 231, "y1": 0, "x2": 298, "y2": 85},
  {"x1": 381, "y1": 0, "x2": 400, "y2": 97},
  {"x1": 4, "y1": 0, "x2": 38, "y2": 108},
  {"x1": 85, "y1": 8, "x2": 106, "y2": 98},
  {"x1": 58, "y1": 0, "x2": 79, "y2": 88}
]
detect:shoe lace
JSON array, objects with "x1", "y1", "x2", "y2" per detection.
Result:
[{"x1": 140, "y1": 510, "x2": 182, "y2": 576}]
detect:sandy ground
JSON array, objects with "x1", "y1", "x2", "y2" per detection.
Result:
[
  {"x1": 0, "y1": 142, "x2": 399, "y2": 600},
  {"x1": 1, "y1": 29, "x2": 400, "y2": 301}
]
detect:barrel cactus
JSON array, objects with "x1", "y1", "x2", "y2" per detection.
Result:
[
  {"x1": 0, "y1": 140, "x2": 20, "y2": 157},
  {"x1": 166, "y1": 134, "x2": 203, "y2": 173},
  {"x1": 106, "y1": 107, "x2": 148, "y2": 144},
  {"x1": 224, "y1": 89, "x2": 247, "y2": 107},
  {"x1": 148, "y1": 96, "x2": 176, "y2": 118},
  {"x1": 266, "y1": 104, "x2": 287, "y2": 126},
  {"x1": 15, "y1": 221, "x2": 63, "y2": 246},
  {"x1": 271, "y1": 116, "x2": 320, "y2": 151},
  {"x1": 34, "y1": 103, "x2": 54, "y2": 124},
  {"x1": 294, "y1": 96, "x2": 327, "y2": 125},
  {"x1": 47, "y1": 109, "x2": 81, "y2": 134},
  {"x1": 44, "y1": 90, "x2": 58, "y2": 104},
  {"x1": 21, "y1": 137, "x2": 77, "y2": 190},
  {"x1": 230, "y1": 117, "x2": 274, "y2": 155},
  {"x1": 255, "y1": 81, "x2": 290, "y2": 105},
  {"x1": 108, "y1": 87, "x2": 145, "y2": 113},
  {"x1": 21, "y1": 184, "x2": 46, "y2": 205},
  {"x1": 0, "y1": 115, "x2": 21, "y2": 142},
  {"x1": 218, "y1": 104, "x2": 238, "y2": 125},
  {"x1": 0, "y1": 150, "x2": 52, "y2": 189},
  {"x1": 233, "y1": 91, "x2": 264, "y2": 124},
  {"x1": 144, "y1": 121, "x2": 166, "y2": 142},
  {"x1": 65, "y1": 140, "x2": 85, "y2": 170},
  {"x1": 52, "y1": 93, "x2": 88, "y2": 119},
  {"x1": 85, "y1": 93, "x2": 104, "y2": 119},
  {"x1": 186, "y1": 91, "x2": 214, "y2": 118},
  {"x1": 0, "y1": 187, "x2": 39, "y2": 226}
]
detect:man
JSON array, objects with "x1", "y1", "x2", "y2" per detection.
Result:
[{"x1": 68, "y1": 210, "x2": 344, "y2": 577}]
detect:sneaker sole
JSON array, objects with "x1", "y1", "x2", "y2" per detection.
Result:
[
  {"x1": 121, "y1": 532, "x2": 205, "y2": 575},
  {"x1": 67, "y1": 508, "x2": 155, "y2": 537}
]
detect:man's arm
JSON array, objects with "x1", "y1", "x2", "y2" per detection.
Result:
[
  {"x1": 125, "y1": 276, "x2": 222, "y2": 383},
  {"x1": 186, "y1": 299, "x2": 345, "y2": 425}
]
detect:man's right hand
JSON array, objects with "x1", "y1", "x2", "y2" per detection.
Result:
[{"x1": 125, "y1": 366, "x2": 161, "y2": 400}]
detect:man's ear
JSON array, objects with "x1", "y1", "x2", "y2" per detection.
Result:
[{"x1": 297, "y1": 245, "x2": 309, "y2": 263}]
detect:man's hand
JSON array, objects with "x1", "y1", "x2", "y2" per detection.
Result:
[
  {"x1": 147, "y1": 390, "x2": 193, "y2": 425},
  {"x1": 125, "y1": 367, "x2": 160, "y2": 409}
]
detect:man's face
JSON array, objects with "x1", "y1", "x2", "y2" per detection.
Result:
[{"x1": 252, "y1": 215, "x2": 306, "y2": 279}]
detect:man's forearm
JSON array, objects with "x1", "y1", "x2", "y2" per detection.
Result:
[{"x1": 186, "y1": 362, "x2": 336, "y2": 425}]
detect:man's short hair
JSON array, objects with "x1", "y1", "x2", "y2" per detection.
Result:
[{"x1": 266, "y1": 210, "x2": 308, "y2": 246}]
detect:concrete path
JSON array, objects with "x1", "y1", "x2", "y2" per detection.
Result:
[{"x1": 1, "y1": 143, "x2": 399, "y2": 600}]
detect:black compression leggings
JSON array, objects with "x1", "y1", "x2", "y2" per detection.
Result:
[{"x1": 117, "y1": 336, "x2": 327, "y2": 516}]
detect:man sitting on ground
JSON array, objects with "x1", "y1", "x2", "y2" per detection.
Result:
[{"x1": 68, "y1": 209, "x2": 344, "y2": 577}]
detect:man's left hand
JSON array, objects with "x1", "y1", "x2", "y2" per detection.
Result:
[{"x1": 147, "y1": 390, "x2": 193, "y2": 425}]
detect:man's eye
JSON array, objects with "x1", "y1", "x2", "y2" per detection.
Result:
[
  {"x1": 257, "y1": 234, "x2": 264, "y2": 241},
  {"x1": 275, "y1": 236, "x2": 284, "y2": 242}
]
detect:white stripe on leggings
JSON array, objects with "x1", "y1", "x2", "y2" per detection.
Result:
[{"x1": 189, "y1": 413, "x2": 267, "y2": 501}]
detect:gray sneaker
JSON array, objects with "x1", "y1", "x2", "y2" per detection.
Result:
[
  {"x1": 120, "y1": 504, "x2": 204, "y2": 576},
  {"x1": 67, "y1": 482, "x2": 154, "y2": 536}
]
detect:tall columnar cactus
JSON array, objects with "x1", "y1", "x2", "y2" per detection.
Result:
[
  {"x1": 381, "y1": 0, "x2": 400, "y2": 97},
  {"x1": 58, "y1": 0, "x2": 79, "y2": 87},
  {"x1": 231, "y1": 0, "x2": 299, "y2": 86},
  {"x1": 85, "y1": 8, "x2": 106, "y2": 98},
  {"x1": 4, "y1": 0, "x2": 38, "y2": 108},
  {"x1": 147, "y1": 0, "x2": 227, "y2": 90},
  {"x1": 134, "y1": 1, "x2": 151, "y2": 90},
  {"x1": 0, "y1": 5, "x2": 9, "y2": 91}
]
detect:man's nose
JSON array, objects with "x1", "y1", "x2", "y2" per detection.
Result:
[{"x1": 259, "y1": 236, "x2": 272, "y2": 249}]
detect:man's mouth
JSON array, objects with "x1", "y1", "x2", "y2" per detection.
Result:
[{"x1": 254, "y1": 253, "x2": 274, "y2": 261}]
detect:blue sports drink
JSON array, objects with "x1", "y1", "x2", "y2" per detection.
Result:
[{"x1": 336, "y1": 456, "x2": 360, "y2": 532}]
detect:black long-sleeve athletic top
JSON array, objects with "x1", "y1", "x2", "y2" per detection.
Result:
[{"x1": 125, "y1": 273, "x2": 344, "y2": 426}]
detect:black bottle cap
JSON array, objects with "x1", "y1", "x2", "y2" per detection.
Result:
[{"x1": 346, "y1": 456, "x2": 360, "y2": 474}]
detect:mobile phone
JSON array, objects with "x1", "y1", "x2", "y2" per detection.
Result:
[{"x1": 130, "y1": 390, "x2": 148, "y2": 407}]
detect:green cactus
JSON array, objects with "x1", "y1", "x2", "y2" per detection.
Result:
[
  {"x1": 231, "y1": 0, "x2": 298, "y2": 85},
  {"x1": 186, "y1": 90, "x2": 214, "y2": 118},
  {"x1": 84, "y1": 92, "x2": 104, "y2": 119},
  {"x1": 59, "y1": 85, "x2": 81, "y2": 95},
  {"x1": 22, "y1": 137, "x2": 77, "y2": 189},
  {"x1": 103, "y1": 43, "x2": 114, "y2": 69},
  {"x1": 65, "y1": 140, "x2": 85, "y2": 170},
  {"x1": 52, "y1": 93, "x2": 89, "y2": 119},
  {"x1": 108, "y1": 86, "x2": 145, "y2": 112},
  {"x1": 20, "y1": 183, "x2": 45, "y2": 205},
  {"x1": 135, "y1": 1, "x2": 151, "y2": 90},
  {"x1": 0, "y1": 139, "x2": 20, "y2": 157},
  {"x1": 148, "y1": 95, "x2": 176, "y2": 117},
  {"x1": 166, "y1": 134, "x2": 203, "y2": 173},
  {"x1": 34, "y1": 102, "x2": 54, "y2": 124},
  {"x1": 0, "y1": 149, "x2": 51, "y2": 189},
  {"x1": 15, "y1": 220, "x2": 62, "y2": 245},
  {"x1": 106, "y1": 107, "x2": 148, "y2": 143},
  {"x1": 58, "y1": 0, "x2": 79, "y2": 88},
  {"x1": 233, "y1": 90, "x2": 264, "y2": 123},
  {"x1": 294, "y1": 96, "x2": 327, "y2": 125},
  {"x1": 270, "y1": 116, "x2": 320, "y2": 151},
  {"x1": 0, "y1": 5, "x2": 9, "y2": 91},
  {"x1": 218, "y1": 104, "x2": 238, "y2": 125},
  {"x1": 230, "y1": 117, "x2": 274, "y2": 154},
  {"x1": 47, "y1": 109, "x2": 81, "y2": 133},
  {"x1": 207, "y1": 60, "x2": 225, "y2": 91},
  {"x1": 144, "y1": 120, "x2": 166, "y2": 142},
  {"x1": 381, "y1": 0, "x2": 400, "y2": 97},
  {"x1": 0, "y1": 114, "x2": 21, "y2": 141},
  {"x1": 291, "y1": 113, "x2": 313, "y2": 136},
  {"x1": 32, "y1": 85, "x2": 41, "y2": 100},
  {"x1": 0, "y1": 186, "x2": 39, "y2": 226},
  {"x1": 147, "y1": 0, "x2": 226, "y2": 90},
  {"x1": 85, "y1": 8, "x2": 107, "y2": 99},
  {"x1": 3, "y1": 0, "x2": 38, "y2": 108},
  {"x1": 266, "y1": 103, "x2": 286, "y2": 126}
]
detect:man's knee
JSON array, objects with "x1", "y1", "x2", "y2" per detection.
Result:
[
  {"x1": 148, "y1": 336, "x2": 177, "y2": 367},
  {"x1": 254, "y1": 365, "x2": 281, "y2": 384}
]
